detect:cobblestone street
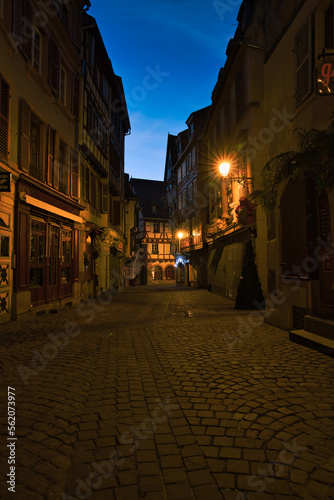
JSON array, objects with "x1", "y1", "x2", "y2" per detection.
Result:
[{"x1": 1, "y1": 287, "x2": 334, "y2": 500}]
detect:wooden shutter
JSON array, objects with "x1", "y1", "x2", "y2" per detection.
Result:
[
  {"x1": 73, "y1": 6, "x2": 81, "y2": 49},
  {"x1": 113, "y1": 199, "x2": 120, "y2": 225},
  {"x1": 22, "y1": 0, "x2": 33, "y2": 60},
  {"x1": 48, "y1": 37, "x2": 60, "y2": 95},
  {"x1": 0, "y1": 77, "x2": 9, "y2": 158},
  {"x1": 53, "y1": 132, "x2": 60, "y2": 190},
  {"x1": 12, "y1": 0, "x2": 23, "y2": 50},
  {"x1": 70, "y1": 148, "x2": 79, "y2": 199},
  {"x1": 47, "y1": 126, "x2": 54, "y2": 186},
  {"x1": 71, "y1": 73, "x2": 80, "y2": 118},
  {"x1": 101, "y1": 183, "x2": 109, "y2": 213},
  {"x1": 295, "y1": 16, "x2": 313, "y2": 108},
  {"x1": 20, "y1": 99, "x2": 30, "y2": 172}
]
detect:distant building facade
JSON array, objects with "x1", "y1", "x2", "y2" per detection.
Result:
[
  {"x1": 79, "y1": 12, "x2": 130, "y2": 297},
  {"x1": 131, "y1": 179, "x2": 175, "y2": 285},
  {"x1": 165, "y1": 107, "x2": 210, "y2": 287}
]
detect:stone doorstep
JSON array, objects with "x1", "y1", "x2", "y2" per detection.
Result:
[
  {"x1": 289, "y1": 329, "x2": 334, "y2": 358},
  {"x1": 304, "y1": 315, "x2": 334, "y2": 340}
]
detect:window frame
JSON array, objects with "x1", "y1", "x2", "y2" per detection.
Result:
[
  {"x1": 32, "y1": 26, "x2": 42, "y2": 74},
  {"x1": 60, "y1": 65, "x2": 67, "y2": 105}
]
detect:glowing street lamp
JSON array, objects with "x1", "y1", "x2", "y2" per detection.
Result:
[
  {"x1": 177, "y1": 231, "x2": 183, "y2": 253},
  {"x1": 219, "y1": 162, "x2": 230, "y2": 177}
]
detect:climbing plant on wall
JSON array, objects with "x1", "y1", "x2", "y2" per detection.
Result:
[{"x1": 260, "y1": 117, "x2": 334, "y2": 213}]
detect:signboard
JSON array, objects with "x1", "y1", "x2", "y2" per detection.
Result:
[
  {"x1": 317, "y1": 63, "x2": 334, "y2": 95},
  {"x1": 174, "y1": 253, "x2": 189, "y2": 268},
  {"x1": 0, "y1": 172, "x2": 11, "y2": 192}
]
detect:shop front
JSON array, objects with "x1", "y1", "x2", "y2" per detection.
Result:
[{"x1": 13, "y1": 182, "x2": 83, "y2": 319}]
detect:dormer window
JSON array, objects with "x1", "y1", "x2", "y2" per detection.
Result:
[
  {"x1": 189, "y1": 122, "x2": 194, "y2": 137},
  {"x1": 151, "y1": 205, "x2": 157, "y2": 213}
]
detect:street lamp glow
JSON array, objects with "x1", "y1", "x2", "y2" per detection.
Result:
[
  {"x1": 177, "y1": 231, "x2": 183, "y2": 239},
  {"x1": 219, "y1": 162, "x2": 230, "y2": 177}
]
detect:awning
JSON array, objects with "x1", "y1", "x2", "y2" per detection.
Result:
[{"x1": 25, "y1": 195, "x2": 83, "y2": 223}]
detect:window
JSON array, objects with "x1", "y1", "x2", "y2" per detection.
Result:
[
  {"x1": 87, "y1": 99, "x2": 108, "y2": 151},
  {"x1": 182, "y1": 162, "x2": 186, "y2": 178},
  {"x1": 177, "y1": 168, "x2": 182, "y2": 184},
  {"x1": 61, "y1": 228, "x2": 72, "y2": 284},
  {"x1": 165, "y1": 266, "x2": 175, "y2": 280},
  {"x1": 60, "y1": 66, "x2": 66, "y2": 105},
  {"x1": 29, "y1": 220, "x2": 46, "y2": 288},
  {"x1": 153, "y1": 223, "x2": 160, "y2": 233},
  {"x1": 91, "y1": 174, "x2": 96, "y2": 208},
  {"x1": 295, "y1": 16, "x2": 312, "y2": 108},
  {"x1": 193, "y1": 180, "x2": 198, "y2": 200},
  {"x1": 152, "y1": 266, "x2": 162, "y2": 280},
  {"x1": 32, "y1": 27, "x2": 41, "y2": 73},
  {"x1": 48, "y1": 37, "x2": 60, "y2": 94},
  {"x1": 0, "y1": 0, "x2": 3, "y2": 20},
  {"x1": 152, "y1": 244, "x2": 158, "y2": 254},
  {"x1": 81, "y1": 165, "x2": 89, "y2": 202},
  {"x1": 325, "y1": 1, "x2": 334, "y2": 48},
  {"x1": 59, "y1": 141, "x2": 69, "y2": 195},
  {"x1": 58, "y1": 2, "x2": 69, "y2": 28},
  {"x1": 29, "y1": 114, "x2": 43, "y2": 181},
  {"x1": 187, "y1": 183, "x2": 193, "y2": 204},
  {"x1": 182, "y1": 190, "x2": 187, "y2": 208},
  {"x1": 49, "y1": 225, "x2": 59, "y2": 286},
  {"x1": 189, "y1": 122, "x2": 194, "y2": 137}
]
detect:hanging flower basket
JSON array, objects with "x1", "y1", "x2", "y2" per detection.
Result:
[{"x1": 236, "y1": 197, "x2": 255, "y2": 226}]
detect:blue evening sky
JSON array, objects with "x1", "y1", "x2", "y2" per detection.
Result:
[{"x1": 88, "y1": 0, "x2": 243, "y2": 181}]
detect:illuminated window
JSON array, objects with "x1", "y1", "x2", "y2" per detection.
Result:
[
  {"x1": 152, "y1": 266, "x2": 162, "y2": 280},
  {"x1": 153, "y1": 223, "x2": 160, "y2": 233},
  {"x1": 152, "y1": 243, "x2": 158, "y2": 254}
]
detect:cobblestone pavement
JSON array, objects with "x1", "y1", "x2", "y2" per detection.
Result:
[{"x1": 1, "y1": 286, "x2": 334, "y2": 500}]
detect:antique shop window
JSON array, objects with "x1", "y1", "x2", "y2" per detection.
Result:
[
  {"x1": 61, "y1": 228, "x2": 72, "y2": 283},
  {"x1": 29, "y1": 219, "x2": 46, "y2": 287},
  {"x1": 49, "y1": 225, "x2": 60, "y2": 286}
]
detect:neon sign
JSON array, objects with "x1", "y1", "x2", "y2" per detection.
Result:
[{"x1": 317, "y1": 63, "x2": 334, "y2": 95}]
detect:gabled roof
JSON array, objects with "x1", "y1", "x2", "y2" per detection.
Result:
[
  {"x1": 164, "y1": 134, "x2": 178, "y2": 182},
  {"x1": 131, "y1": 178, "x2": 169, "y2": 220}
]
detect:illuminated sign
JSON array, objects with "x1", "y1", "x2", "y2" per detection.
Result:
[
  {"x1": 317, "y1": 63, "x2": 334, "y2": 95},
  {"x1": 174, "y1": 254, "x2": 189, "y2": 268},
  {"x1": 0, "y1": 172, "x2": 11, "y2": 192}
]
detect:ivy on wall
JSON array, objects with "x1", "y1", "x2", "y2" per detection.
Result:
[{"x1": 260, "y1": 117, "x2": 334, "y2": 213}]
